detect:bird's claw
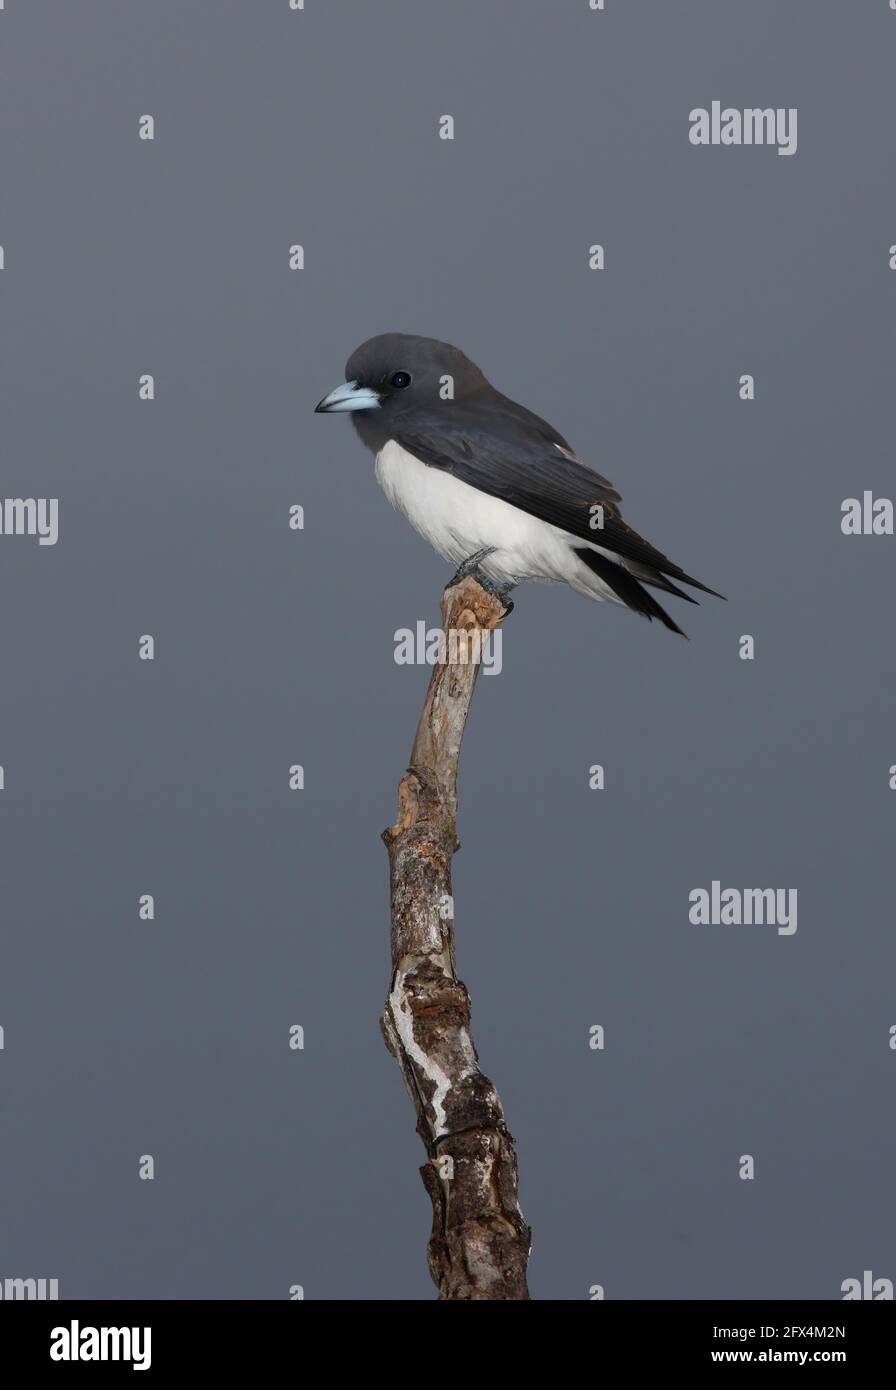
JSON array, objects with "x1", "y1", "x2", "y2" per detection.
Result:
[
  {"x1": 444, "y1": 550, "x2": 515, "y2": 614},
  {"x1": 445, "y1": 548, "x2": 497, "y2": 587}
]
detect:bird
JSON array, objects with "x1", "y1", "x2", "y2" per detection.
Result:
[{"x1": 315, "y1": 333, "x2": 723, "y2": 635}]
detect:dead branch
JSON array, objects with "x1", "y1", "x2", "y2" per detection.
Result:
[{"x1": 380, "y1": 574, "x2": 530, "y2": 1301}]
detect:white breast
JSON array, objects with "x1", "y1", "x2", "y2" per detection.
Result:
[
  {"x1": 374, "y1": 438, "x2": 614, "y2": 598},
  {"x1": 372, "y1": 439, "x2": 627, "y2": 609}
]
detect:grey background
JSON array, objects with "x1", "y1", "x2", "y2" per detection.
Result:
[{"x1": 1, "y1": 0, "x2": 893, "y2": 1301}]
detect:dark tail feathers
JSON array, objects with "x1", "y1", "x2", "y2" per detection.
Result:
[{"x1": 575, "y1": 547, "x2": 689, "y2": 637}]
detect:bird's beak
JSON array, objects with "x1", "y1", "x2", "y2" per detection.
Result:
[{"x1": 314, "y1": 380, "x2": 381, "y2": 413}]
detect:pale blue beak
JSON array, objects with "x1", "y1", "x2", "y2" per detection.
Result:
[{"x1": 314, "y1": 380, "x2": 381, "y2": 413}]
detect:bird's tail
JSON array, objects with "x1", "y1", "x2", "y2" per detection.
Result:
[{"x1": 574, "y1": 547, "x2": 689, "y2": 637}]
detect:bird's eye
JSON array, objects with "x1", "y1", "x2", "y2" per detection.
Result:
[{"x1": 390, "y1": 371, "x2": 411, "y2": 389}]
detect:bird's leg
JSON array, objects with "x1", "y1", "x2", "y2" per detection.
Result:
[
  {"x1": 445, "y1": 547, "x2": 497, "y2": 587},
  {"x1": 444, "y1": 548, "x2": 515, "y2": 614}
]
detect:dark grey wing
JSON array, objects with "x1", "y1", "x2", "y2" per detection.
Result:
[{"x1": 393, "y1": 403, "x2": 722, "y2": 598}]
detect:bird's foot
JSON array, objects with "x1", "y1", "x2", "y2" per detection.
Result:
[
  {"x1": 445, "y1": 548, "x2": 497, "y2": 588},
  {"x1": 444, "y1": 550, "x2": 515, "y2": 614}
]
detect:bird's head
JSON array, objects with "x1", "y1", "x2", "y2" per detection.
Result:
[{"x1": 314, "y1": 333, "x2": 487, "y2": 422}]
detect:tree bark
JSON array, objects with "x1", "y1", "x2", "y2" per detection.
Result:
[{"x1": 381, "y1": 575, "x2": 531, "y2": 1300}]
